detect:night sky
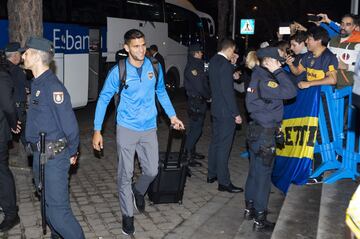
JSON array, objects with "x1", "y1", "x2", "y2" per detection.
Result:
[{"x1": 190, "y1": 0, "x2": 353, "y2": 47}]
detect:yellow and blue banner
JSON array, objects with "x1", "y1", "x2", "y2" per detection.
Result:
[{"x1": 272, "y1": 86, "x2": 321, "y2": 193}]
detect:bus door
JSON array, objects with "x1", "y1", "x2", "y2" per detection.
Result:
[{"x1": 88, "y1": 28, "x2": 101, "y2": 102}]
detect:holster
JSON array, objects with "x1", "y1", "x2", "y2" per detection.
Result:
[
  {"x1": 247, "y1": 121, "x2": 276, "y2": 167},
  {"x1": 259, "y1": 145, "x2": 276, "y2": 166},
  {"x1": 188, "y1": 95, "x2": 205, "y2": 121},
  {"x1": 28, "y1": 138, "x2": 67, "y2": 159}
]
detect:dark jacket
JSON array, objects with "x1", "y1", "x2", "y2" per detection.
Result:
[
  {"x1": 8, "y1": 61, "x2": 28, "y2": 103},
  {"x1": 246, "y1": 65, "x2": 297, "y2": 128},
  {"x1": 184, "y1": 55, "x2": 210, "y2": 99},
  {"x1": 26, "y1": 70, "x2": 79, "y2": 156},
  {"x1": 0, "y1": 71, "x2": 17, "y2": 143},
  {"x1": 208, "y1": 53, "x2": 239, "y2": 118},
  {"x1": 154, "y1": 52, "x2": 166, "y2": 76}
]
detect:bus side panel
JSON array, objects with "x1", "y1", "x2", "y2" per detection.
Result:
[
  {"x1": 64, "y1": 54, "x2": 89, "y2": 108},
  {"x1": 164, "y1": 38, "x2": 188, "y2": 87},
  {"x1": 106, "y1": 17, "x2": 168, "y2": 63}
]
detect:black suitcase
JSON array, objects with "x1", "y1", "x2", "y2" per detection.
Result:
[{"x1": 148, "y1": 127, "x2": 188, "y2": 204}]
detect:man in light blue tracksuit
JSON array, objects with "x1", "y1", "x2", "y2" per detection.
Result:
[{"x1": 92, "y1": 29, "x2": 184, "y2": 235}]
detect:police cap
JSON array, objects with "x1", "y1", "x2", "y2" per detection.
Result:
[
  {"x1": 20, "y1": 37, "x2": 54, "y2": 53},
  {"x1": 256, "y1": 47, "x2": 284, "y2": 61},
  {"x1": 5, "y1": 42, "x2": 24, "y2": 53},
  {"x1": 188, "y1": 43, "x2": 203, "y2": 53}
]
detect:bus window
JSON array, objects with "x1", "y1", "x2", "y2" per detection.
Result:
[
  {"x1": 69, "y1": 0, "x2": 163, "y2": 26},
  {"x1": 71, "y1": 0, "x2": 102, "y2": 25},
  {"x1": 125, "y1": 0, "x2": 164, "y2": 22},
  {"x1": 43, "y1": 0, "x2": 68, "y2": 22},
  {"x1": 166, "y1": 3, "x2": 203, "y2": 46}
]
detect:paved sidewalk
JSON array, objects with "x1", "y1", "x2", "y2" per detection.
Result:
[{"x1": 1, "y1": 97, "x2": 284, "y2": 239}]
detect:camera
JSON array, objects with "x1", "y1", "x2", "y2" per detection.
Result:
[{"x1": 307, "y1": 15, "x2": 322, "y2": 22}]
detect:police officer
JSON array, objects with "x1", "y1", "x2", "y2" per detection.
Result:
[
  {"x1": 244, "y1": 47, "x2": 297, "y2": 232},
  {"x1": 22, "y1": 37, "x2": 85, "y2": 239},
  {"x1": 5, "y1": 42, "x2": 29, "y2": 147},
  {"x1": 184, "y1": 43, "x2": 210, "y2": 167},
  {"x1": 0, "y1": 51, "x2": 21, "y2": 232}
]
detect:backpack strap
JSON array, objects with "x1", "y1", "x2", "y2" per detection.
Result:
[
  {"x1": 118, "y1": 58, "x2": 127, "y2": 93},
  {"x1": 114, "y1": 58, "x2": 127, "y2": 115},
  {"x1": 148, "y1": 57, "x2": 159, "y2": 90}
]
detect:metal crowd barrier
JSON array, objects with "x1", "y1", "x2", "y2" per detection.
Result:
[{"x1": 310, "y1": 86, "x2": 360, "y2": 183}]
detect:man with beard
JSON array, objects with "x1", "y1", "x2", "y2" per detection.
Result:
[{"x1": 326, "y1": 14, "x2": 360, "y2": 88}]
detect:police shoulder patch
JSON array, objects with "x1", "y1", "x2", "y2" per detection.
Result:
[
  {"x1": 191, "y1": 69, "x2": 198, "y2": 76},
  {"x1": 267, "y1": 81, "x2": 278, "y2": 88},
  {"x1": 53, "y1": 92, "x2": 64, "y2": 104}
]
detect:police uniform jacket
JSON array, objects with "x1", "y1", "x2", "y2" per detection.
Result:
[
  {"x1": 26, "y1": 70, "x2": 79, "y2": 156},
  {"x1": 184, "y1": 55, "x2": 210, "y2": 99},
  {"x1": 8, "y1": 61, "x2": 28, "y2": 103},
  {"x1": 208, "y1": 53, "x2": 239, "y2": 118},
  {"x1": 246, "y1": 65, "x2": 297, "y2": 128},
  {"x1": 0, "y1": 71, "x2": 17, "y2": 142}
]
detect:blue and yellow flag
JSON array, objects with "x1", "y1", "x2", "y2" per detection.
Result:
[{"x1": 272, "y1": 86, "x2": 321, "y2": 194}]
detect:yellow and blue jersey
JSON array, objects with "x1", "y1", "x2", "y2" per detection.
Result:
[{"x1": 299, "y1": 48, "x2": 338, "y2": 82}]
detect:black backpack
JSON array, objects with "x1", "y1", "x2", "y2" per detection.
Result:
[{"x1": 113, "y1": 57, "x2": 160, "y2": 117}]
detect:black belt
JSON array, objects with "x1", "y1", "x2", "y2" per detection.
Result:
[
  {"x1": 189, "y1": 95, "x2": 205, "y2": 100},
  {"x1": 15, "y1": 102, "x2": 26, "y2": 108},
  {"x1": 250, "y1": 121, "x2": 278, "y2": 134},
  {"x1": 29, "y1": 138, "x2": 67, "y2": 156}
]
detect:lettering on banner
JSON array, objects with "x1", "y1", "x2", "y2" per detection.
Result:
[{"x1": 276, "y1": 116, "x2": 318, "y2": 159}]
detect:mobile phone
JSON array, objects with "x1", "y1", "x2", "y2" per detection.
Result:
[
  {"x1": 279, "y1": 26, "x2": 291, "y2": 35},
  {"x1": 286, "y1": 48, "x2": 295, "y2": 57},
  {"x1": 307, "y1": 15, "x2": 322, "y2": 22}
]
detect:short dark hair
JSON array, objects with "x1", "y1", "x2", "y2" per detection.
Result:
[
  {"x1": 307, "y1": 26, "x2": 330, "y2": 46},
  {"x1": 273, "y1": 40, "x2": 289, "y2": 52},
  {"x1": 124, "y1": 29, "x2": 145, "y2": 45},
  {"x1": 342, "y1": 14, "x2": 359, "y2": 25},
  {"x1": 290, "y1": 31, "x2": 308, "y2": 44},
  {"x1": 218, "y1": 38, "x2": 236, "y2": 52},
  {"x1": 149, "y1": 44, "x2": 158, "y2": 52}
]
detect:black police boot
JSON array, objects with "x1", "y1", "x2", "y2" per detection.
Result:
[
  {"x1": 0, "y1": 214, "x2": 20, "y2": 232},
  {"x1": 122, "y1": 215, "x2": 135, "y2": 235},
  {"x1": 253, "y1": 211, "x2": 275, "y2": 232},
  {"x1": 244, "y1": 200, "x2": 255, "y2": 220},
  {"x1": 132, "y1": 185, "x2": 145, "y2": 213}
]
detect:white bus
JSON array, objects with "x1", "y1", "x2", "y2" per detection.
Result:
[{"x1": 0, "y1": 0, "x2": 215, "y2": 108}]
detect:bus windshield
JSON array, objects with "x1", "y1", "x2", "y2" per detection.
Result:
[{"x1": 42, "y1": 0, "x2": 165, "y2": 25}]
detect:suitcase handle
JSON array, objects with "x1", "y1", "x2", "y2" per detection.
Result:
[{"x1": 163, "y1": 125, "x2": 186, "y2": 169}]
